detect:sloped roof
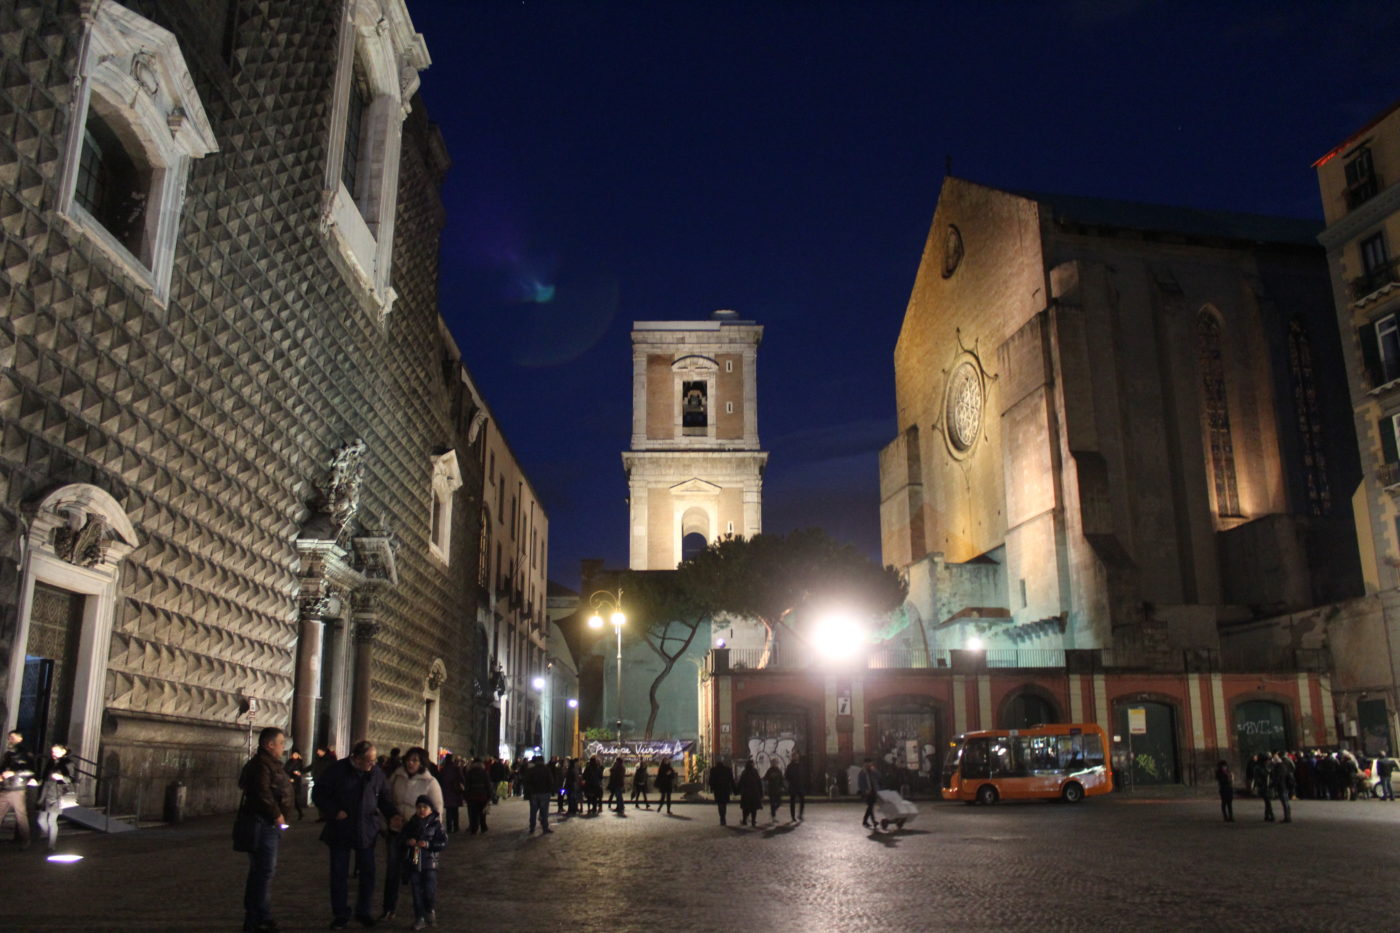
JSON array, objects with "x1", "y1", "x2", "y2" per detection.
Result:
[{"x1": 1012, "y1": 188, "x2": 1322, "y2": 247}]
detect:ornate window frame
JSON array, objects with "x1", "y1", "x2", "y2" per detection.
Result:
[
  {"x1": 320, "y1": 0, "x2": 430, "y2": 320},
  {"x1": 55, "y1": 1, "x2": 218, "y2": 304},
  {"x1": 428, "y1": 449, "x2": 463, "y2": 563}
]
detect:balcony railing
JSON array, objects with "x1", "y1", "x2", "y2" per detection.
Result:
[
  {"x1": 1350, "y1": 257, "x2": 1400, "y2": 302},
  {"x1": 1380, "y1": 462, "x2": 1400, "y2": 491},
  {"x1": 986, "y1": 648, "x2": 1067, "y2": 668}
]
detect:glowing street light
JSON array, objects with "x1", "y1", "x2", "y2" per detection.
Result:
[
  {"x1": 967, "y1": 635, "x2": 984, "y2": 651},
  {"x1": 812, "y1": 610, "x2": 867, "y2": 663},
  {"x1": 531, "y1": 676, "x2": 546, "y2": 691},
  {"x1": 588, "y1": 588, "x2": 626, "y2": 743}
]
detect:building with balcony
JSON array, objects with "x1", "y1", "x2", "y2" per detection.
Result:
[
  {"x1": 476, "y1": 400, "x2": 550, "y2": 758},
  {"x1": 1310, "y1": 100, "x2": 1400, "y2": 752}
]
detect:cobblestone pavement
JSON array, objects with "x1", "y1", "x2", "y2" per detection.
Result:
[{"x1": 2, "y1": 794, "x2": 1398, "y2": 932}]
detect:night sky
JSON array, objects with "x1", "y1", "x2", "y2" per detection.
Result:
[{"x1": 407, "y1": 0, "x2": 1400, "y2": 590}]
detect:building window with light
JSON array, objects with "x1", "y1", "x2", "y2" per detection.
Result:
[{"x1": 1197, "y1": 311, "x2": 1241, "y2": 518}]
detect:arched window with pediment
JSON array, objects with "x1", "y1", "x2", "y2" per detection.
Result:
[{"x1": 1197, "y1": 310, "x2": 1241, "y2": 518}]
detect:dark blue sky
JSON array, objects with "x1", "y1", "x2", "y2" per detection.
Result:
[{"x1": 407, "y1": 0, "x2": 1400, "y2": 589}]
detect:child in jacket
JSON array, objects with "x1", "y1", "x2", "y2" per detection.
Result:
[{"x1": 403, "y1": 793, "x2": 448, "y2": 929}]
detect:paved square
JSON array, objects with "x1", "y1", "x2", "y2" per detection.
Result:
[{"x1": 1, "y1": 794, "x2": 1395, "y2": 931}]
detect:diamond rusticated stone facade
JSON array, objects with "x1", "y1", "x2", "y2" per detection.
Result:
[{"x1": 0, "y1": 0, "x2": 492, "y2": 816}]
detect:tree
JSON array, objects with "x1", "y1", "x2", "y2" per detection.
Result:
[
  {"x1": 619, "y1": 568, "x2": 709, "y2": 739},
  {"x1": 686, "y1": 528, "x2": 907, "y2": 668}
]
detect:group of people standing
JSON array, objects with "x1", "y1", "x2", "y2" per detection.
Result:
[
  {"x1": 1211, "y1": 747, "x2": 1400, "y2": 824},
  {"x1": 0, "y1": 729, "x2": 77, "y2": 851},
  {"x1": 238, "y1": 730, "x2": 450, "y2": 933},
  {"x1": 704, "y1": 751, "x2": 807, "y2": 826}
]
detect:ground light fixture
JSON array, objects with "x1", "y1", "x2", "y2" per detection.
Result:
[
  {"x1": 47, "y1": 853, "x2": 83, "y2": 863},
  {"x1": 811, "y1": 611, "x2": 867, "y2": 662}
]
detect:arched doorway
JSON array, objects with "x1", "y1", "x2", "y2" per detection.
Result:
[
  {"x1": 1234, "y1": 699, "x2": 1291, "y2": 771},
  {"x1": 1000, "y1": 688, "x2": 1061, "y2": 729},
  {"x1": 1115, "y1": 700, "x2": 1181, "y2": 786},
  {"x1": 7, "y1": 484, "x2": 138, "y2": 798},
  {"x1": 871, "y1": 696, "x2": 944, "y2": 793}
]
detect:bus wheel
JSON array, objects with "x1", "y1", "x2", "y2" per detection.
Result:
[
  {"x1": 1061, "y1": 781, "x2": 1084, "y2": 804},
  {"x1": 976, "y1": 784, "x2": 999, "y2": 805}
]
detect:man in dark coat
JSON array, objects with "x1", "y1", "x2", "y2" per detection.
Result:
[
  {"x1": 708, "y1": 758, "x2": 736, "y2": 825},
  {"x1": 312, "y1": 740, "x2": 397, "y2": 929},
  {"x1": 785, "y1": 751, "x2": 807, "y2": 821},
  {"x1": 463, "y1": 758, "x2": 493, "y2": 834},
  {"x1": 607, "y1": 757, "x2": 628, "y2": 813},
  {"x1": 523, "y1": 756, "x2": 557, "y2": 834},
  {"x1": 239, "y1": 727, "x2": 292, "y2": 933},
  {"x1": 736, "y1": 760, "x2": 764, "y2": 826}
]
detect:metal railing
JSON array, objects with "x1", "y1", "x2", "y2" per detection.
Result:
[
  {"x1": 1350, "y1": 258, "x2": 1400, "y2": 301},
  {"x1": 986, "y1": 648, "x2": 1067, "y2": 668},
  {"x1": 1380, "y1": 462, "x2": 1400, "y2": 491},
  {"x1": 1346, "y1": 173, "x2": 1382, "y2": 210}
]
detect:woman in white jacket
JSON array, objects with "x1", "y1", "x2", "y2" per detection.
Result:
[{"x1": 381, "y1": 747, "x2": 444, "y2": 921}]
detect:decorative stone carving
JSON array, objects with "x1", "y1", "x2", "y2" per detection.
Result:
[
  {"x1": 299, "y1": 592, "x2": 335, "y2": 618},
  {"x1": 320, "y1": 439, "x2": 367, "y2": 546},
  {"x1": 945, "y1": 362, "x2": 983, "y2": 453},
  {"x1": 942, "y1": 224, "x2": 963, "y2": 278},
  {"x1": 353, "y1": 620, "x2": 381, "y2": 643},
  {"x1": 52, "y1": 512, "x2": 111, "y2": 568}
]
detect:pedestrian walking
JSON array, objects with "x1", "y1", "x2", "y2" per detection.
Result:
[
  {"x1": 763, "y1": 760, "x2": 785, "y2": 822},
  {"x1": 284, "y1": 748, "x2": 307, "y2": 821},
  {"x1": 36, "y1": 744, "x2": 75, "y2": 851},
  {"x1": 464, "y1": 757, "x2": 492, "y2": 833},
  {"x1": 1269, "y1": 752, "x2": 1293, "y2": 823},
  {"x1": 564, "y1": 758, "x2": 581, "y2": 815},
  {"x1": 632, "y1": 760, "x2": 651, "y2": 809},
  {"x1": 312, "y1": 740, "x2": 397, "y2": 930},
  {"x1": 524, "y1": 756, "x2": 557, "y2": 834},
  {"x1": 1214, "y1": 759, "x2": 1234, "y2": 822},
  {"x1": 488, "y1": 757, "x2": 509, "y2": 803},
  {"x1": 785, "y1": 751, "x2": 807, "y2": 821},
  {"x1": 737, "y1": 759, "x2": 763, "y2": 827},
  {"x1": 237, "y1": 726, "x2": 292, "y2": 933},
  {"x1": 310, "y1": 745, "x2": 336, "y2": 821},
  {"x1": 439, "y1": 754, "x2": 465, "y2": 833},
  {"x1": 583, "y1": 755, "x2": 604, "y2": 814},
  {"x1": 383, "y1": 747, "x2": 443, "y2": 921},
  {"x1": 1377, "y1": 751, "x2": 1397, "y2": 801},
  {"x1": 0, "y1": 730, "x2": 34, "y2": 849},
  {"x1": 402, "y1": 793, "x2": 448, "y2": 930},
  {"x1": 654, "y1": 760, "x2": 676, "y2": 814},
  {"x1": 608, "y1": 757, "x2": 628, "y2": 813},
  {"x1": 708, "y1": 758, "x2": 735, "y2": 826},
  {"x1": 858, "y1": 759, "x2": 881, "y2": 829}
]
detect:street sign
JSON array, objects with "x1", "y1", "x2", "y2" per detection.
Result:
[{"x1": 1128, "y1": 707, "x2": 1147, "y2": 735}]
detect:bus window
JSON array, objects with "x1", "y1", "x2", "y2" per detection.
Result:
[
  {"x1": 990, "y1": 736, "x2": 1016, "y2": 777},
  {"x1": 963, "y1": 737, "x2": 990, "y2": 779},
  {"x1": 1084, "y1": 733, "x2": 1105, "y2": 767},
  {"x1": 1029, "y1": 734, "x2": 1058, "y2": 773},
  {"x1": 941, "y1": 746, "x2": 962, "y2": 788}
]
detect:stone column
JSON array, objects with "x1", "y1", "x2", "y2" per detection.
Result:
[
  {"x1": 291, "y1": 596, "x2": 329, "y2": 751},
  {"x1": 351, "y1": 620, "x2": 379, "y2": 744}
]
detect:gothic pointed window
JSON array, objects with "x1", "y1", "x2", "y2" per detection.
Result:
[
  {"x1": 1197, "y1": 311, "x2": 1241, "y2": 518},
  {"x1": 1287, "y1": 320, "x2": 1331, "y2": 516}
]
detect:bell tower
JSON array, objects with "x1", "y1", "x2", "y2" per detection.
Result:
[{"x1": 622, "y1": 310, "x2": 768, "y2": 569}]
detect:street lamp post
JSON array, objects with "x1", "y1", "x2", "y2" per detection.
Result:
[{"x1": 588, "y1": 589, "x2": 626, "y2": 745}]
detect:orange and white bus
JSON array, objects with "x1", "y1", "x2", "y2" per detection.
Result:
[{"x1": 941, "y1": 723, "x2": 1113, "y2": 804}]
